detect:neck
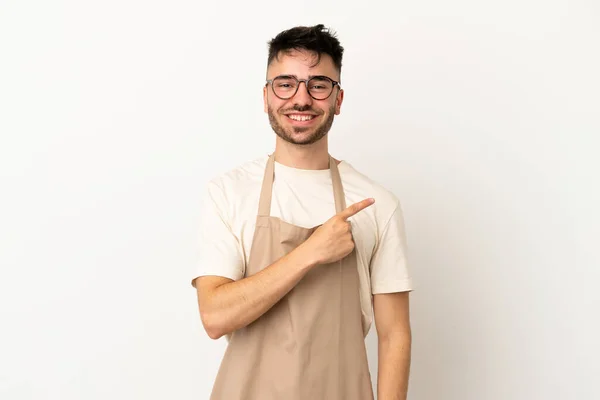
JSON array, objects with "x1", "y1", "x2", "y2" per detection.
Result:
[{"x1": 274, "y1": 137, "x2": 339, "y2": 170}]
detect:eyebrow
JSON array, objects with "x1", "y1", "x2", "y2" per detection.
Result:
[{"x1": 275, "y1": 74, "x2": 332, "y2": 80}]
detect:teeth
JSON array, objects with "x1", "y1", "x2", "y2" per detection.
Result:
[{"x1": 288, "y1": 114, "x2": 314, "y2": 121}]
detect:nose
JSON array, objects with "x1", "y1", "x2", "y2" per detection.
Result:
[{"x1": 292, "y1": 81, "x2": 313, "y2": 106}]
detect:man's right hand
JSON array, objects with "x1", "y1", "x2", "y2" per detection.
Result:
[
  {"x1": 300, "y1": 198, "x2": 375, "y2": 266},
  {"x1": 196, "y1": 197, "x2": 376, "y2": 339}
]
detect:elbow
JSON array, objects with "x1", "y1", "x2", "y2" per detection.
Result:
[
  {"x1": 200, "y1": 309, "x2": 226, "y2": 340},
  {"x1": 380, "y1": 328, "x2": 412, "y2": 347},
  {"x1": 206, "y1": 328, "x2": 224, "y2": 341}
]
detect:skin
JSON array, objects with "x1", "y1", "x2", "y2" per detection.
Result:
[
  {"x1": 263, "y1": 49, "x2": 343, "y2": 170},
  {"x1": 195, "y1": 48, "x2": 411, "y2": 400}
]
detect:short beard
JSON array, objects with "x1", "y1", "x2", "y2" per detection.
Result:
[{"x1": 268, "y1": 104, "x2": 336, "y2": 146}]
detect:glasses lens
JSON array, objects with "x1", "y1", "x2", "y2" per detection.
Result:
[
  {"x1": 307, "y1": 77, "x2": 334, "y2": 99},
  {"x1": 272, "y1": 76, "x2": 298, "y2": 99}
]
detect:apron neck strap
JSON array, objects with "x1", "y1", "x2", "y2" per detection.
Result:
[
  {"x1": 329, "y1": 155, "x2": 347, "y2": 213},
  {"x1": 258, "y1": 153, "x2": 346, "y2": 217}
]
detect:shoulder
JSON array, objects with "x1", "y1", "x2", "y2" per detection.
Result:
[
  {"x1": 204, "y1": 154, "x2": 269, "y2": 202},
  {"x1": 339, "y1": 160, "x2": 401, "y2": 222}
]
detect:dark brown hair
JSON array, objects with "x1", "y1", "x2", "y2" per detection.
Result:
[{"x1": 267, "y1": 24, "x2": 344, "y2": 74}]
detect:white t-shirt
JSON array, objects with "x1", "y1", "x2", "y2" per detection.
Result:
[{"x1": 192, "y1": 154, "x2": 413, "y2": 335}]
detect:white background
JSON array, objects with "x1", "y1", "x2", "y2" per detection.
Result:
[{"x1": 1, "y1": 0, "x2": 598, "y2": 399}]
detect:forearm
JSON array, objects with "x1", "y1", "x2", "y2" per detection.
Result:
[
  {"x1": 377, "y1": 331, "x2": 412, "y2": 400},
  {"x1": 202, "y1": 244, "x2": 316, "y2": 339}
]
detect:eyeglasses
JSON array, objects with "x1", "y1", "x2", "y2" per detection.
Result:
[{"x1": 266, "y1": 75, "x2": 340, "y2": 100}]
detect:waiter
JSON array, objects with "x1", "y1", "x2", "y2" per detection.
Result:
[{"x1": 192, "y1": 24, "x2": 413, "y2": 400}]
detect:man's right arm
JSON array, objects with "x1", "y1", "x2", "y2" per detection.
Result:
[
  {"x1": 194, "y1": 197, "x2": 375, "y2": 340},
  {"x1": 195, "y1": 242, "x2": 317, "y2": 340}
]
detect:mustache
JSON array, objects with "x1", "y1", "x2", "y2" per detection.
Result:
[{"x1": 280, "y1": 105, "x2": 321, "y2": 114}]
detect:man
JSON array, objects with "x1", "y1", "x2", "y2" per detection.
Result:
[{"x1": 192, "y1": 24, "x2": 413, "y2": 400}]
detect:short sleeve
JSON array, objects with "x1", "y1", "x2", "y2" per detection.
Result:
[
  {"x1": 191, "y1": 181, "x2": 245, "y2": 287},
  {"x1": 370, "y1": 201, "x2": 413, "y2": 294}
]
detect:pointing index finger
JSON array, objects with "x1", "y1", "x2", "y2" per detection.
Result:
[{"x1": 338, "y1": 198, "x2": 375, "y2": 219}]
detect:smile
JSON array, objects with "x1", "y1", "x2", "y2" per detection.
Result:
[{"x1": 286, "y1": 114, "x2": 317, "y2": 122}]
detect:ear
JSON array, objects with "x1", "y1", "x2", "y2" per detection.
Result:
[
  {"x1": 335, "y1": 88, "x2": 344, "y2": 115},
  {"x1": 263, "y1": 86, "x2": 268, "y2": 113}
]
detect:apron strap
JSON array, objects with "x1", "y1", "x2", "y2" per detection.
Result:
[
  {"x1": 329, "y1": 155, "x2": 346, "y2": 214},
  {"x1": 257, "y1": 154, "x2": 276, "y2": 216},
  {"x1": 257, "y1": 153, "x2": 346, "y2": 217}
]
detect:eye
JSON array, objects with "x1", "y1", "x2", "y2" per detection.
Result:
[{"x1": 273, "y1": 77, "x2": 297, "y2": 89}]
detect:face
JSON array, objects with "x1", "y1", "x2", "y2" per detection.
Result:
[{"x1": 263, "y1": 49, "x2": 344, "y2": 146}]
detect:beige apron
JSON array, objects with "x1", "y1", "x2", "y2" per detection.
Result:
[{"x1": 209, "y1": 154, "x2": 374, "y2": 400}]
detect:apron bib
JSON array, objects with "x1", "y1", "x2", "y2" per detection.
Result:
[{"x1": 209, "y1": 154, "x2": 374, "y2": 400}]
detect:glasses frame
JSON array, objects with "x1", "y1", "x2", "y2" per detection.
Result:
[{"x1": 266, "y1": 75, "x2": 341, "y2": 100}]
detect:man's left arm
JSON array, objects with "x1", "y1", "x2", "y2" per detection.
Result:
[{"x1": 374, "y1": 291, "x2": 412, "y2": 400}]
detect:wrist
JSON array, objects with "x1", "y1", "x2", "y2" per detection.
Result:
[{"x1": 292, "y1": 242, "x2": 320, "y2": 272}]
